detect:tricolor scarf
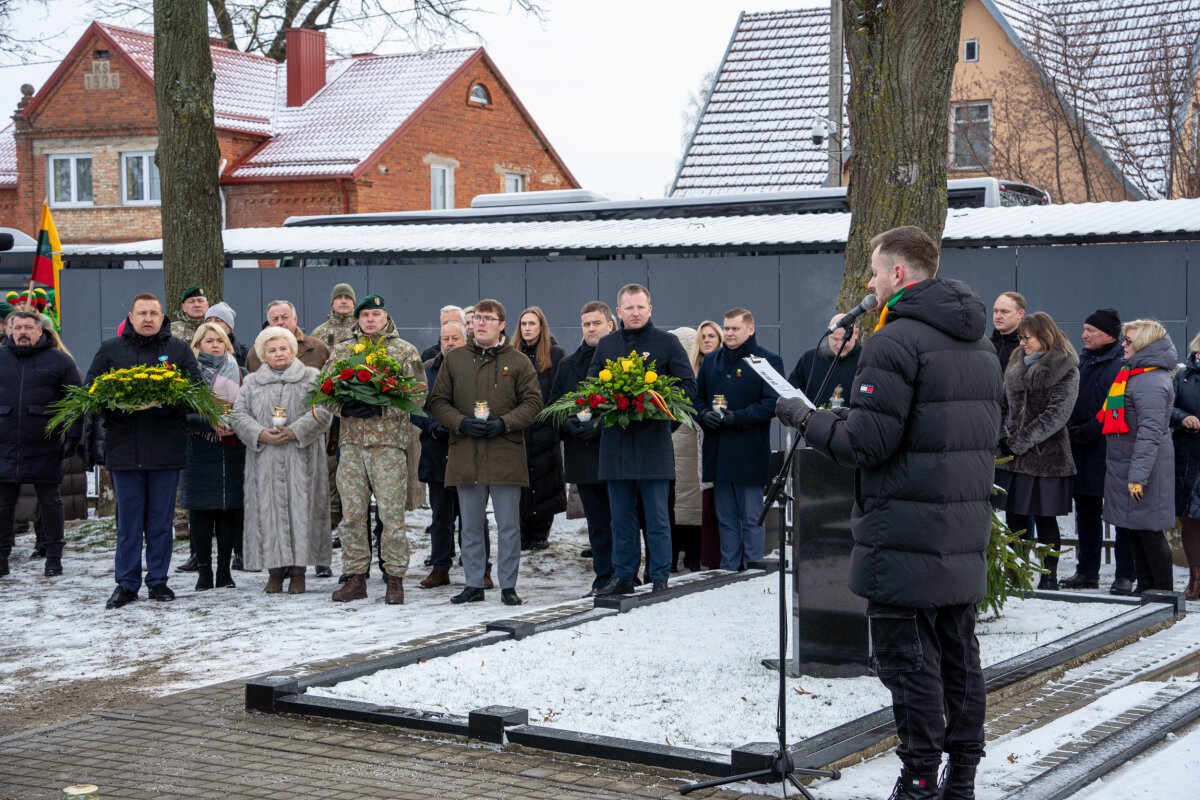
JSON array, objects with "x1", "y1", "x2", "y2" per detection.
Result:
[
  {"x1": 873, "y1": 283, "x2": 920, "y2": 332},
  {"x1": 1096, "y1": 365, "x2": 1159, "y2": 434}
]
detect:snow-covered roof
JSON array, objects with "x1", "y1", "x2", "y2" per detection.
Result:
[
  {"x1": 23, "y1": 23, "x2": 484, "y2": 180},
  {"x1": 0, "y1": 124, "x2": 15, "y2": 188},
  {"x1": 671, "y1": 9, "x2": 849, "y2": 197},
  {"x1": 986, "y1": 0, "x2": 1200, "y2": 199},
  {"x1": 63, "y1": 196, "x2": 1200, "y2": 258}
]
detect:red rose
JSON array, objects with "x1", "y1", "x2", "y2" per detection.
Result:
[
  {"x1": 589, "y1": 394, "x2": 603, "y2": 409},
  {"x1": 356, "y1": 369, "x2": 372, "y2": 382},
  {"x1": 339, "y1": 368, "x2": 354, "y2": 380},
  {"x1": 575, "y1": 397, "x2": 587, "y2": 405},
  {"x1": 321, "y1": 379, "x2": 334, "y2": 395},
  {"x1": 616, "y1": 395, "x2": 629, "y2": 411}
]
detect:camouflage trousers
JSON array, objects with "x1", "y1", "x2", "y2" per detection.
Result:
[{"x1": 338, "y1": 444, "x2": 409, "y2": 577}]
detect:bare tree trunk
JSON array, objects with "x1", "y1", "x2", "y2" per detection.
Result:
[
  {"x1": 839, "y1": 0, "x2": 964, "y2": 319},
  {"x1": 154, "y1": 0, "x2": 225, "y2": 306}
]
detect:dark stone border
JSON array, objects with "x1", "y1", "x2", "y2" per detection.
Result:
[{"x1": 246, "y1": 568, "x2": 1180, "y2": 780}]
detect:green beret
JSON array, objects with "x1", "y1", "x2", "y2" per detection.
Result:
[
  {"x1": 0, "y1": 301, "x2": 14, "y2": 319},
  {"x1": 331, "y1": 282, "x2": 357, "y2": 304},
  {"x1": 354, "y1": 294, "x2": 385, "y2": 317},
  {"x1": 180, "y1": 286, "x2": 206, "y2": 304}
]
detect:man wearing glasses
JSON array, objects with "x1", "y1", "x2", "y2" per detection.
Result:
[{"x1": 429, "y1": 299, "x2": 543, "y2": 606}]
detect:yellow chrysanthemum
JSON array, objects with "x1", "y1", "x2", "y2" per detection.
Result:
[
  {"x1": 365, "y1": 354, "x2": 376, "y2": 365},
  {"x1": 119, "y1": 377, "x2": 131, "y2": 382},
  {"x1": 353, "y1": 342, "x2": 366, "y2": 353},
  {"x1": 174, "y1": 378, "x2": 187, "y2": 384},
  {"x1": 151, "y1": 375, "x2": 164, "y2": 381},
  {"x1": 88, "y1": 383, "x2": 98, "y2": 394},
  {"x1": 133, "y1": 372, "x2": 147, "y2": 379},
  {"x1": 620, "y1": 359, "x2": 633, "y2": 372},
  {"x1": 644, "y1": 371, "x2": 657, "y2": 384},
  {"x1": 598, "y1": 369, "x2": 613, "y2": 382},
  {"x1": 101, "y1": 374, "x2": 115, "y2": 381}
]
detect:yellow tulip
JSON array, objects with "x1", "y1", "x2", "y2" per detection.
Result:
[
  {"x1": 644, "y1": 371, "x2": 657, "y2": 384},
  {"x1": 598, "y1": 369, "x2": 613, "y2": 382}
]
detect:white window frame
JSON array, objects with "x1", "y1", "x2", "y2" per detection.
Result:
[
  {"x1": 48, "y1": 154, "x2": 94, "y2": 207},
  {"x1": 431, "y1": 164, "x2": 455, "y2": 210},
  {"x1": 963, "y1": 38, "x2": 979, "y2": 63},
  {"x1": 120, "y1": 151, "x2": 161, "y2": 206},
  {"x1": 951, "y1": 102, "x2": 992, "y2": 169},
  {"x1": 504, "y1": 173, "x2": 526, "y2": 193}
]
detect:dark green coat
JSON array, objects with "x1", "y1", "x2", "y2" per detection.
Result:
[{"x1": 429, "y1": 336, "x2": 543, "y2": 487}]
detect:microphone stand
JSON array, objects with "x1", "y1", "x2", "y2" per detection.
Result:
[{"x1": 680, "y1": 332, "x2": 851, "y2": 798}]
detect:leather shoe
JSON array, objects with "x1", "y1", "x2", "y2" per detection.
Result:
[
  {"x1": 501, "y1": 588, "x2": 523, "y2": 606},
  {"x1": 652, "y1": 579, "x2": 669, "y2": 593},
  {"x1": 231, "y1": 553, "x2": 244, "y2": 571},
  {"x1": 106, "y1": 585, "x2": 138, "y2": 609},
  {"x1": 1060, "y1": 573, "x2": 1099, "y2": 590},
  {"x1": 483, "y1": 568, "x2": 494, "y2": 590},
  {"x1": 385, "y1": 576, "x2": 405, "y2": 605},
  {"x1": 419, "y1": 568, "x2": 450, "y2": 588},
  {"x1": 1037, "y1": 574, "x2": 1059, "y2": 591},
  {"x1": 580, "y1": 548, "x2": 592, "y2": 558},
  {"x1": 595, "y1": 577, "x2": 635, "y2": 596},
  {"x1": 1110, "y1": 577, "x2": 1136, "y2": 596},
  {"x1": 175, "y1": 553, "x2": 200, "y2": 573},
  {"x1": 314, "y1": 565, "x2": 333, "y2": 578},
  {"x1": 451, "y1": 586, "x2": 485, "y2": 604},
  {"x1": 43, "y1": 559, "x2": 63, "y2": 577},
  {"x1": 147, "y1": 584, "x2": 175, "y2": 602}
]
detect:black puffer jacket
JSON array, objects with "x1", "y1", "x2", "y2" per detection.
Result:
[
  {"x1": 797, "y1": 278, "x2": 1003, "y2": 608},
  {"x1": 0, "y1": 335, "x2": 83, "y2": 484},
  {"x1": 991, "y1": 329, "x2": 1021, "y2": 372},
  {"x1": 1068, "y1": 342, "x2": 1124, "y2": 497},
  {"x1": 84, "y1": 320, "x2": 203, "y2": 471},
  {"x1": 1171, "y1": 354, "x2": 1200, "y2": 518},
  {"x1": 551, "y1": 340, "x2": 605, "y2": 484},
  {"x1": 412, "y1": 353, "x2": 450, "y2": 484},
  {"x1": 518, "y1": 339, "x2": 566, "y2": 522},
  {"x1": 1001, "y1": 348, "x2": 1079, "y2": 477}
]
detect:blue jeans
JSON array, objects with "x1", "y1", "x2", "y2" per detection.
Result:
[
  {"x1": 110, "y1": 469, "x2": 181, "y2": 593},
  {"x1": 608, "y1": 479, "x2": 671, "y2": 583},
  {"x1": 578, "y1": 482, "x2": 613, "y2": 590},
  {"x1": 713, "y1": 482, "x2": 765, "y2": 571}
]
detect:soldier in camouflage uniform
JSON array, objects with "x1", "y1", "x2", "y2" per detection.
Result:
[
  {"x1": 310, "y1": 283, "x2": 358, "y2": 533},
  {"x1": 328, "y1": 294, "x2": 425, "y2": 605},
  {"x1": 170, "y1": 286, "x2": 209, "y2": 343},
  {"x1": 310, "y1": 283, "x2": 358, "y2": 347}
]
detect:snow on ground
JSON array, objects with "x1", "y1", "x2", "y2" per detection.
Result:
[
  {"x1": 0, "y1": 509, "x2": 602, "y2": 710},
  {"x1": 312, "y1": 574, "x2": 1130, "y2": 754},
  {"x1": 1067, "y1": 710, "x2": 1200, "y2": 800}
]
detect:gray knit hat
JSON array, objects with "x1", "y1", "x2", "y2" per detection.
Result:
[
  {"x1": 331, "y1": 283, "x2": 356, "y2": 304},
  {"x1": 205, "y1": 301, "x2": 237, "y2": 332}
]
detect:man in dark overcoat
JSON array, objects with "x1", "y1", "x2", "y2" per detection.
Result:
[
  {"x1": 696, "y1": 307, "x2": 783, "y2": 571},
  {"x1": 551, "y1": 300, "x2": 616, "y2": 594},
  {"x1": 788, "y1": 312, "x2": 862, "y2": 408},
  {"x1": 588, "y1": 284, "x2": 697, "y2": 595},
  {"x1": 776, "y1": 227, "x2": 1002, "y2": 800},
  {"x1": 86, "y1": 293, "x2": 202, "y2": 609},
  {"x1": 0, "y1": 311, "x2": 82, "y2": 578}
]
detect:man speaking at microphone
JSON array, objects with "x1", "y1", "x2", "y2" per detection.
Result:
[{"x1": 775, "y1": 226, "x2": 1001, "y2": 800}]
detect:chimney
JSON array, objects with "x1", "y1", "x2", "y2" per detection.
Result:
[{"x1": 286, "y1": 28, "x2": 326, "y2": 107}]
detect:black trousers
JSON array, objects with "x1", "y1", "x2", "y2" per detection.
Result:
[
  {"x1": 427, "y1": 481, "x2": 458, "y2": 571},
  {"x1": 867, "y1": 601, "x2": 986, "y2": 772},
  {"x1": 1117, "y1": 527, "x2": 1175, "y2": 591},
  {"x1": 190, "y1": 509, "x2": 238, "y2": 567},
  {"x1": 577, "y1": 481, "x2": 613, "y2": 590},
  {"x1": 0, "y1": 482, "x2": 64, "y2": 563}
]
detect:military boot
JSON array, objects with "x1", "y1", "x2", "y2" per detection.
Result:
[
  {"x1": 332, "y1": 573, "x2": 368, "y2": 602},
  {"x1": 385, "y1": 575, "x2": 405, "y2": 605}
]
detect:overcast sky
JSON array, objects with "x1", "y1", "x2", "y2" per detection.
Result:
[{"x1": 0, "y1": 0, "x2": 825, "y2": 199}]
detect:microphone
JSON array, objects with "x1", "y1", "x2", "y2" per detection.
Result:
[{"x1": 827, "y1": 294, "x2": 879, "y2": 332}]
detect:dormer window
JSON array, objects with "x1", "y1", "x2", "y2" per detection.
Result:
[{"x1": 469, "y1": 84, "x2": 491, "y2": 105}]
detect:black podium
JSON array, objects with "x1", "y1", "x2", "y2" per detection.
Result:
[{"x1": 789, "y1": 447, "x2": 869, "y2": 677}]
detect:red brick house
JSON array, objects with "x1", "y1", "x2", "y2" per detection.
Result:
[{"x1": 0, "y1": 22, "x2": 577, "y2": 243}]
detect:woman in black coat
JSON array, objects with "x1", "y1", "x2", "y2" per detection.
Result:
[
  {"x1": 185, "y1": 323, "x2": 246, "y2": 590},
  {"x1": 999, "y1": 312, "x2": 1079, "y2": 589},
  {"x1": 1172, "y1": 332, "x2": 1200, "y2": 600},
  {"x1": 517, "y1": 306, "x2": 566, "y2": 550}
]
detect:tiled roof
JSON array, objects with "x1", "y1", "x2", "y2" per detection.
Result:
[
  {"x1": 0, "y1": 124, "x2": 15, "y2": 187},
  {"x1": 63, "y1": 196, "x2": 1200, "y2": 257},
  {"x1": 671, "y1": 9, "x2": 849, "y2": 197},
  {"x1": 988, "y1": 0, "x2": 1200, "y2": 199},
  {"x1": 89, "y1": 24, "x2": 478, "y2": 179}
]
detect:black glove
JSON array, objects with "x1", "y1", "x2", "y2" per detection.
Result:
[
  {"x1": 719, "y1": 411, "x2": 737, "y2": 428},
  {"x1": 1066, "y1": 423, "x2": 1083, "y2": 444},
  {"x1": 563, "y1": 417, "x2": 590, "y2": 438},
  {"x1": 341, "y1": 400, "x2": 382, "y2": 419},
  {"x1": 59, "y1": 437, "x2": 79, "y2": 460},
  {"x1": 699, "y1": 410, "x2": 724, "y2": 430},
  {"x1": 774, "y1": 397, "x2": 812, "y2": 430},
  {"x1": 483, "y1": 418, "x2": 506, "y2": 438},
  {"x1": 429, "y1": 421, "x2": 450, "y2": 442},
  {"x1": 997, "y1": 437, "x2": 1014, "y2": 458},
  {"x1": 581, "y1": 418, "x2": 603, "y2": 440},
  {"x1": 460, "y1": 417, "x2": 489, "y2": 437}
]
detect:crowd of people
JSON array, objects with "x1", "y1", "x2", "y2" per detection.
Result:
[{"x1": 0, "y1": 265, "x2": 1197, "y2": 612}]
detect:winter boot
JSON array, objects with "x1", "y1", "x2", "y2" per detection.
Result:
[
  {"x1": 385, "y1": 575, "x2": 405, "y2": 605},
  {"x1": 938, "y1": 762, "x2": 978, "y2": 800},
  {"x1": 287, "y1": 566, "x2": 306, "y2": 594},
  {"x1": 887, "y1": 767, "x2": 939, "y2": 800},
  {"x1": 264, "y1": 567, "x2": 286, "y2": 594},
  {"x1": 332, "y1": 573, "x2": 368, "y2": 602},
  {"x1": 419, "y1": 568, "x2": 450, "y2": 588},
  {"x1": 44, "y1": 558, "x2": 63, "y2": 577},
  {"x1": 176, "y1": 553, "x2": 200, "y2": 573},
  {"x1": 1186, "y1": 566, "x2": 1200, "y2": 601},
  {"x1": 483, "y1": 567, "x2": 495, "y2": 589},
  {"x1": 215, "y1": 562, "x2": 236, "y2": 589},
  {"x1": 194, "y1": 564, "x2": 213, "y2": 591}
]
